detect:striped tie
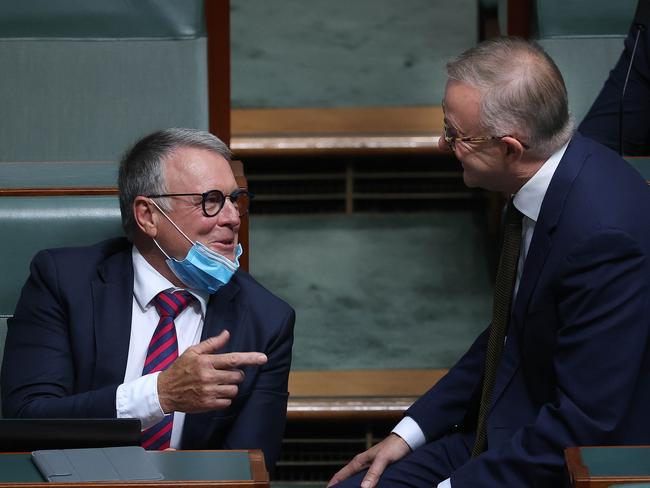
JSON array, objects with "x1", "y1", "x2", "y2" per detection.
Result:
[{"x1": 141, "y1": 289, "x2": 195, "y2": 450}]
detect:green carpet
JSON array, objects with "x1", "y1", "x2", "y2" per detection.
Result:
[{"x1": 249, "y1": 212, "x2": 492, "y2": 370}]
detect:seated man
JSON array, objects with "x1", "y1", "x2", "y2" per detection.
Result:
[
  {"x1": 330, "y1": 37, "x2": 650, "y2": 487},
  {"x1": 1, "y1": 128, "x2": 294, "y2": 470}
]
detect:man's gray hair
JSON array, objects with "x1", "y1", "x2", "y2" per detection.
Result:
[
  {"x1": 118, "y1": 128, "x2": 232, "y2": 237},
  {"x1": 446, "y1": 37, "x2": 574, "y2": 158}
]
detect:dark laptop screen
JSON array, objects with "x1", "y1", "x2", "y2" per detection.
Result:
[{"x1": 0, "y1": 418, "x2": 141, "y2": 451}]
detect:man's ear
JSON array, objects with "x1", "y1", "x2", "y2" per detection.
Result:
[
  {"x1": 133, "y1": 196, "x2": 158, "y2": 238},
  {"x1": 501, "y1": 136, "x2": 526, "y2": 163}
]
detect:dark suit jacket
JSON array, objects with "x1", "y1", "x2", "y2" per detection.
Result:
[
  {"x1": 0, "y1": 237, "x2": 294, "y2": 469},
  {"x1": 407, "y1": 134, "x2": 650, "y2": 486}
]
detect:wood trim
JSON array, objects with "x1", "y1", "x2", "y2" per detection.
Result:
[
  {"x1": 232, "y1": 107, "x2": 444, "y2": 136},
  {"x1": 287, "y1": 398, "x2": 416, "y2": 421},
  {"x1": 230, "y1": 160, "x2": 249, "y2": 272},
  {"x1": 286, "y1": 369, "x2": 446, "y2": 420},
  {"x1": 288, "y1": 369, "x2": 445, "y2": 398},
  {"x1": 206, "y1": 0, "x2": 231, "y2": 145},
  {"x1": 507, "y1": 0, "x2": 533, "y2": 37},
  {"x1": 247, "y1": 450, "x2": 269, "y2": 484},
  {"x1": 231, "y1": 135, "x2": 444, "y2": 157},
  {"x1": 564, "y1": 446, "x2": 650, "y2": 487},
  {"x1": 0, "y1": 188, "x2": 117, "y2": 196},
  {"x1": 230, "y1": 107, "x2": 445, "y2": 156}
]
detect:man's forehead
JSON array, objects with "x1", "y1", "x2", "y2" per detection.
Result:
[{"x1": 164, "y1": 147, "x2": 235, "y2": 189}]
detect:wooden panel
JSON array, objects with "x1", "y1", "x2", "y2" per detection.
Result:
[
  {"x1": 206, "y1": 0, "x2": 231, "y2": 146},
  {"x1": 565, "y1": 446, "x2": 650, "y2": 487},
  {"x1": 507, "y1": 0, "x2": 533, "y2": 37},
  {"x1": 287, "y1": 369, "x2": 446, "y2": 420},
  {"x1": 231, "y1": 107, "x2": 445, "y2": 156},
  {"x1": 289, "y1": 369, "x2": 444, "y2": 397},
  {"x1": 232, "y1": 106, "x2": 444, "y2": 135}
]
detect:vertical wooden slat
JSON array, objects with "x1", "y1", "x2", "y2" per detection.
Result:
[
  {"x1": 507, "y1": 0, "x2": 533, "y2": 38},
  {"x1": 205, "y1": 0, "x2": 231, "y2": 146}
]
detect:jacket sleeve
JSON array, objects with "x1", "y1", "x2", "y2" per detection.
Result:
[
  {"x1": 405, "y1": 324, "x2": 489, "y2": 441},
  {"x1": 1, "y1": 250, "x2": 118, "y2": 418}
]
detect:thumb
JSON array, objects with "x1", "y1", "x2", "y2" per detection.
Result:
[{"x1": 191, "y1": 329, "x2": 230, "y2": 355}]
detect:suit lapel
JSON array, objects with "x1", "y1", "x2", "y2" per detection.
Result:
[
  {"x1": 182, "y1": 276, "x2": 243, "y2": 448},
  {"x1": 91, "y1": 245, "x2": 134, "y2": 388},
  {"x1": 490, "y1": 135, "x2": 588, "y2": 409}
]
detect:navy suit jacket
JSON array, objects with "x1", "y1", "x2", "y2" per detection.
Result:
[
  {"x1": 1, "y1": 237, "x2": 294, "y2": 469},
  {"x1": 407, "y1": 134, "x2": 650, "y2": 486}
]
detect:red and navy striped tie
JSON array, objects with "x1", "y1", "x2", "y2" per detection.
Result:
[{"x1": 141, "y1": 289, "x2": 195, "y2": 450}]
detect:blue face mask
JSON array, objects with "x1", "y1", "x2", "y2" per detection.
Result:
[{"x1": 150, "y1": 200, "x2": 242, "y2": 294}]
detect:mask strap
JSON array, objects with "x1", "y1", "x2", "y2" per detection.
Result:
[
  {"x1": 148, "y1": 199, "x2": 195, "y2": 246},
  {"x1": 152, "y1": 239, "x2": 172, "y2": 260}
]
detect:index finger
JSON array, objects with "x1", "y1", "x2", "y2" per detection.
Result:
[
  {"x1": 328, "y1": 452, "x2": 371, "y2": 486},
  {"x1": 212, "y1": 351, "x2": 267, "y2": 370}
]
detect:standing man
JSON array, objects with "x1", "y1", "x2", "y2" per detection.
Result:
[
  {"x1": 1, "y1": 128, "x2": 294, "y2": 470},
  {"x1": 330, "y1": 37, "x2": 650, "y2": 487}
]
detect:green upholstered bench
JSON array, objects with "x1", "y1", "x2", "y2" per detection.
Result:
[
  {"x1": 0, "y1": 194, "x2": 123, "y2": 418},
  {"x1": 501, "y1": 0, "x2": 637, "y2": 123},
  {"x1": 0, "y1": 1, "x2": 208, "y2": 163},
  {"x1": 0, "y1": 195, "x2": 123, "y2": 318}
]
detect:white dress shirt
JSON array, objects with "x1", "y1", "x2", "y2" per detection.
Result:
[
  {"x1": 115, "y1": 245, "x2": 209, "y2": 448},
  {"x1": 392, "y1": 143, "x2": 569, "y2": 487}
]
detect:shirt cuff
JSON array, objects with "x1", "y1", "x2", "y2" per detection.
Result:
[
  {"x1": 438, "y1": 478, "x2": 451, "y2": 488},
  {"x1": 391, "y1": 416, "x2": 426, "y2": 451},
  {"x1": 116, "y1": 372, "x2": 165, "y2": 430}
]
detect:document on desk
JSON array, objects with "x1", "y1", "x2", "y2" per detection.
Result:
[{"x1": 32, "y1": 446, "x2": 164, "y2": 482}]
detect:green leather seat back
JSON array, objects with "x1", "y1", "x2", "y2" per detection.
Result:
[
  {"x1": 0, "y1": 161, "x2": 118, "y2": 188},
  {"x1": 532, "y1": 0, "x2": 637, "y2": 123},
  {"x1": 0, "y1": 0, "x2": 208, "y2": 162},
  {"x1": 0, "y1": 196, "x2": 123, "y2": 317},
  {"x1": 535, "y1": 0, "x2": 636, "y2": 37}
]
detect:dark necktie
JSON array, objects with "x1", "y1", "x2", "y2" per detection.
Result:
[
  {"x1": 471, "y1": 199, "x2": 523, "y2": 457},
  {"x1": 141, "y1": 289, "x2": 195, "y2": 450}
]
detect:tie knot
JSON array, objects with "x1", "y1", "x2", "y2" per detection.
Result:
[{"x1": 154, "y1": 290, "x2": 195, "y2": 319}]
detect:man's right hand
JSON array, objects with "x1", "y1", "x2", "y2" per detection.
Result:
[
  {"x1": 157, "y1": 329, "x2": 267, "y2": 413},
  {"x1": 327, "y1": 433, "x2": 411, "y2": 488}
]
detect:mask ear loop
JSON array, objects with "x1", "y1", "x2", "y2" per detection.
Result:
[{"x1": 148, "y1": 198, "x2": 195, "y2": 246}]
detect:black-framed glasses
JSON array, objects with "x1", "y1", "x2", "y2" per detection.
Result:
[{"x1": 147, "y1": 188, "x2": 253, "y2": 217}]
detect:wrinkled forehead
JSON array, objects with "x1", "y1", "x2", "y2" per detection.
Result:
[{"x1": 164, "y1": 146, "x2": 236, "y2": 192}]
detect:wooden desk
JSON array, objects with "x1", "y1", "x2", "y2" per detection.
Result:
[
  {"x1": 0, "y1": 450, "x2": 268, "y2": 488},
  {"x1": 566, "y1": 446, "x2": 650, "y2": 487}
]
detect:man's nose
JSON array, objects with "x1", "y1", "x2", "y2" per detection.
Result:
[
  {"x1": 218, "y1": 198, "x2": 241, "y2": 226},
  {"x1": 438, "y1": 135, "x2": 452, "y2": 152}
]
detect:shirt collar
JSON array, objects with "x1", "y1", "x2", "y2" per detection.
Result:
[
  {"x1": 513, "y1": 142, "x2": 569, "y2": 223},
  {"x1": 132, "y1": 245, "x2": 208, "y2": 317}
]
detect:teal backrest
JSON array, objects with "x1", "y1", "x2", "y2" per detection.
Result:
[
  {"x1": 0, "y1": 195, "x2": 123, "y2": 317},
  {"x1": 0, "y1": 0, "x2": 208, "y2": 162},
  {"x1": 532, "y1": 0, "x2": 637, "y2": 123},
  {"x1": 534, "y1": 0, "x2": 636, "y2": 37}
]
